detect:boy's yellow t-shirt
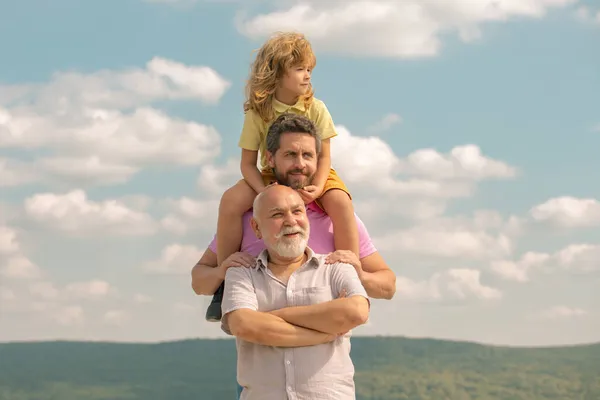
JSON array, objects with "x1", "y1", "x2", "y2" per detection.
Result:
[{"x1": 238, "y1": 97, "x2": 337, "y2": 170}]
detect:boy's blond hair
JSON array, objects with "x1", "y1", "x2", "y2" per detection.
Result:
[{"x1": 244, "y1": 31, "x2": 317, "y2": 122}]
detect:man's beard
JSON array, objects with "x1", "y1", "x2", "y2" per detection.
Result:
[
  {"x1": 271, "y1": 225, "x2": 309, "y2": 258},
  {"x1": 273, "y1": 167, "x2": 313, "y2": 190}
]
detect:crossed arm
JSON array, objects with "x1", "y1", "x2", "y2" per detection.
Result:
[{"x1": 221, "y1": 265, "x2": 370, "y2": 348}]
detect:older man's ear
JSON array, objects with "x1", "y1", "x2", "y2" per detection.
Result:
[{"x1": 250, "y1": 217, "x2": 262, "y2": 239}]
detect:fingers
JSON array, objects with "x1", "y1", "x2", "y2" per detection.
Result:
[{"x1": 227, "y1": 252, "x2": 256, "y2": 268}]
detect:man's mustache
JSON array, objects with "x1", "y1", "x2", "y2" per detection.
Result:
[{"x1": 275, "y1": 226, "x2": 307, "y2": 239}]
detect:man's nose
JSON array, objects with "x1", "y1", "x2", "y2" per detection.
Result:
[
  {"x1": 293, "y1": 156, "x2": 305, "y2": 169},
  {"x1": 283, "y1": 212, "x2": 297, "y2": 225}
]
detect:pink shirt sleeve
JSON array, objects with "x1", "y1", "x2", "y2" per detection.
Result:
[{"x1": 355, "y1": 213, "x2": 377, "y2": 259}]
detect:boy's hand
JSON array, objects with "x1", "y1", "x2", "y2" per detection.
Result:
[{"x1": 298, "y1": 185, "x2": 323, "y2": 204}]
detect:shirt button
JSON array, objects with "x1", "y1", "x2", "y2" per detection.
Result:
[{"x1": 286, "y1": 360, "x2": 291, "y2": 365}]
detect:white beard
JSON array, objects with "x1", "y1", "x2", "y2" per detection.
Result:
[{"x1": 271, "y1": 226, "x2": 310, "y2": 258}]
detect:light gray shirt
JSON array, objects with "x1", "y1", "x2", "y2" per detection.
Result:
[{"x1": 221, "y1": 247, "x2": 369, "y2": 400}]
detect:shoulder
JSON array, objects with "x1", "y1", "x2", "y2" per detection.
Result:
[
  {"x1": 224, "y1": 264, "x2": 254, "y2": 281},
  {"x1": 308, "y1": 97, "x2": 328, "y2": 113}
]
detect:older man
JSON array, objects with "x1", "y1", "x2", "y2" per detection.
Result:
[
  {"x1": 222, "y1": 184, "x2": 370, "y2": 399},
  {"x1": 192, "y1": 113, "x2": 396, "y2": 322}
]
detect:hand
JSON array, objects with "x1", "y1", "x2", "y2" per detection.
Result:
[
  {"x1": 298, "y1": 184, "x2": 323, "y2": 204},
  {"x1": 326, "y1": 250, "x2": 362, "y2": 276},
  {"x1": 221, "y1": 252, "x2": 256, "y2": 272}
]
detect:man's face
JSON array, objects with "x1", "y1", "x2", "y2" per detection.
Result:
[
  {"x1": 253, "y1": 187, "x2": 310, "y2": 259},
  {"x1": 267, "y1": 132, "x2": 318, "y2": 189}
]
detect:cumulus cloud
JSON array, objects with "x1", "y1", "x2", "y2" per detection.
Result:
[
  {"x1": 236, "y1": 0, "x2": 577, "y2": 58},
  {"x1": 367, "y1": 113, "x2": 402, "y2": 133},
  {"x1": 1, "y1": 58, "x2": 226, "y2": 187},
  {"x1": 0, "y1": 158, "x2": 38, "y2": 187},
  {"x1": 539, "y1": 306, "x2": 588, "y2": 319},
  {"x1": 374, "y1": 211, "x2": 516, "y2": 261},
  {"x1": 530, "y1": 196, "x2": 600, "y2": 228},
  {"x1": 2, "y1": 57, "x2": 230, "y2": 112},
  {"x1": 397, "y1": 268, "x2": 502, "y2": 302},
  {"x1": 491, "y1": 242, "x2": 600, "y2": 282},
  {"x1": 142, "y1": 244, "x2": 204, "y2": 275},
  {"x1": 24, "y1": 190, "x2": 158, "y2": 236},
  {"x1": 160, "y1": 197, "x2": 220, "y2": 235}
]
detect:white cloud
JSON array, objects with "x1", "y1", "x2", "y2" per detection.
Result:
[
  {"x1": 197, "y1": 157, "x2": 241, "y2": 197},
  {"x1": 0, "y1": 158, "x2": 37, "y2": 187},
  {"x1": 160, "y1": 197, "x2": 219, "y2": 235},
  {"x1": 375, "y1": 213, "x2": 514, "y2": 260},
  {"x1": 24, "y1": 190, "x2": 158, "y2": 236},
  {"x1": 574, "y1": 6, "x2": 600, "y2": 24},
  {"x1": 400, "y1": 145, "x2": 517, "y2": 180},
  {"x1": 37, "y1": 156, "x2": 138, "y2": 186},
  {"x1": 367, "y1": 113, "x2": 402, "y2": 133},
  {"x1": 332, "y1": 126, "x2": 515, "y2": 198},
  {"x1": 134, "y1": 294, "x2": 152, "y2": 304},
  {"x1": 491, "y1": 252, "x2": 550, "y2": 282},
  {"x1": 397, "y1": 268, "x2": 502, "y2": 302},
  {"x1": 2, "y1": 57, "x2": 230, "y2": 112},
  {"x1": 1, "y1": 58, "x2": 226, "y2": 187},
  {"x1": 491, "y1": 243, "x2": 600, "y2": 282},
  {"x1": 53, "y1": 305, "x2": 85, "y2": 326},
  {"x1": 103, "y1": 310, "x2": 130, "y2": 325},
  {"x1": 1, "y1": 255, "x2": 43, "y2": 280},
  {"x1": 530, "y1": 196, "x2": 600, "y2": 228},
  {"x1": 540, "y1": 306, "x2": 588, "y2": 319},
  {"x1": 0, "y1": 226, "x2": 20, "y2": 254},
  {"x1": 236, "y1": 0, "x2": 577, "y2": 58},
  {"x1": 28, "y1": 281, "x2": 60, "y2": 300},
  {"x1": 142, "y1": 244, "x2": 203, "y2": 275},
  {"x1": 65, "y1": 280, "x2": 114, "y2": 300}
]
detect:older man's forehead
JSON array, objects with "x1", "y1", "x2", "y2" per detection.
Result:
[{"x1": 265, "y1": 192, "x2": 304, "y2": 210}]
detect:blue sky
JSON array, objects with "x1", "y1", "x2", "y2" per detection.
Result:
[{"x1": 1, "y1": 0, "x2": 599, "y2": 346}]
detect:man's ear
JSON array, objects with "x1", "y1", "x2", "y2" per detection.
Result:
[
  {"x1": 266, "y1": 151, "x2": 275, "y2": 169},
  {"x1": 250, "y1": 217, "x2": 262, "y2": 239}
]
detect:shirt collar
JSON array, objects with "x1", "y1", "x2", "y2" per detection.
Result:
[
  {"x1": 256, "y1": 246, "x2": 319, "y2": 269},
  {"x1": 272, "y1": 97, "x2": 306, "y2": 114}
]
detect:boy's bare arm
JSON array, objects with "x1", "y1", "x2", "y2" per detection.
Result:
[
  {"x1": 240, "y1": 149, "x2": 266, "y2": 194},
  {"x1": 311, "y1": 138, "x2": 332, "y2": 190}
]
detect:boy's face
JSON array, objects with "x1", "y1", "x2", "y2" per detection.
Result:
[
  {"x1": 267, "y1": 132, "x2": 318, "y2": 190},
  {"x1": 280, "y1": 64, "x2": 312, "y2": 98}
]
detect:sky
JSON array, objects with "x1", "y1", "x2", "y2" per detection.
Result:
[{"x1": 1, "y1": 0, "x2": 599, "y2": 347}]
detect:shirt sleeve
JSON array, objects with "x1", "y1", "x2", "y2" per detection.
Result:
[
  {"x1": 355, "y1": 213, "x2": 377, "y2": 259},
  {"x1": 330, "y1": 262, "x2": 369, "y2": 303},
  {"x1": 238, "y1": 110, "x2": 263, "y2": 151},
  {"x1": 207, "y1": 234, "x2": 217, "y2": 253},
  {"x1": 220, "y1": 266, "x2": 259, "y2": 335},
  {"x1": 312, "y1": 99, "x2": 337, "y2": 141}
]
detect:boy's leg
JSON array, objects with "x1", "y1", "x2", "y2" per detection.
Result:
[
  {"x1": 319, "y1": 188, "x2": 360, "y2": 257},
  {"x1": 206, "y1": 180, "x2": 256, "y2": 322}
]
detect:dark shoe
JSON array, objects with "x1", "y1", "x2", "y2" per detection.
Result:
[{"x1": 205, "y1": 282, "x2": 224, "y2": 322}]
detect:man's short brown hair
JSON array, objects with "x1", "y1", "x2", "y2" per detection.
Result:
[{"x1": 266, "y1": 113, "x2": 321, "y2": 155}]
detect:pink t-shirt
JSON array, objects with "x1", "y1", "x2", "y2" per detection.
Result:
[{"x1": 208, "y1": 202, "x2": 377, "y2": 258}]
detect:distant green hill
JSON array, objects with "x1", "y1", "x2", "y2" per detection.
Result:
[{"x1": 1, "y1": 336, "x2": 599, "y2": 400}]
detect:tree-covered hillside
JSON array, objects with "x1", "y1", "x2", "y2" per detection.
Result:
[{"x1": 0, "y1": 337, "x2": 598, "y2": 400}]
